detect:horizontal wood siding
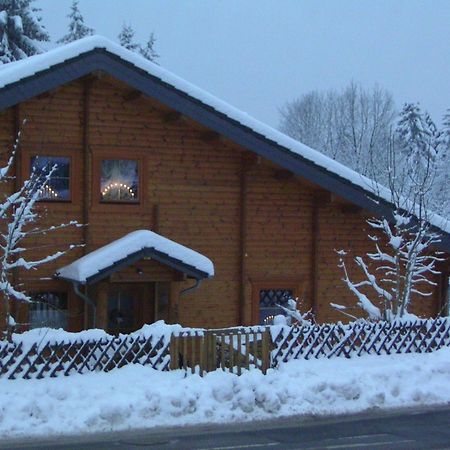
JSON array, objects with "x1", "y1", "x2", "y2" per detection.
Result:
[
  {"x1": 0, "y1": 74, "x2": 445, "y2": 333},
  {"x1": 245, "y1": 165, "x2": 314, "y2": 323},
  {"x1": 315, "y1": 204, "x2": 438, "y2": 323}
]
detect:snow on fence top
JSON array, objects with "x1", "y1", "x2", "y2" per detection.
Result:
[
  {"x1": 55, "y1": 230, "x2": 214, "y2": 283},
  {"x1": 0, "y1": 36, "x2": 447, "y2": 235}
]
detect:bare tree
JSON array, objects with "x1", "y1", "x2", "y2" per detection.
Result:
[
  {"x1": 279, "y1": 82, "x2": 396, "y2": 182},
  {"x1": 0, "y1": 129, "x2": 80, "y2": 339},
  {"x1": 333, "y1": 133, "x2": 444, "y2": 321}
]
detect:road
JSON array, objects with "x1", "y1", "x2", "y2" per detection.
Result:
[{"x1": 2, "y1": 405, "x2": 450, "y2": 450}]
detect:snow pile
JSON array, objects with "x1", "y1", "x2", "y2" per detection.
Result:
[
  {"x1": 56, "y1": 229, "x2": 214, "y2": 283},
  {"x1": 1, "y1": 347, "x2": 450, "y2": 438},
  {"x1": 11, "y1": 320, "x2": 195, "y2": 349}
]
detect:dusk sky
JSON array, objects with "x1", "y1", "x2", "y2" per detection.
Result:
[{"x1": 36, "y1": 0, "x2": 450, "y2": 127}]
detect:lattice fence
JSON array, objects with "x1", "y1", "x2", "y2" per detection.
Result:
[
  {"x1": 271, "y1": 317, "x2": 450, "y2": 367},
  {"x1": 0, "y1": 333, "x2": 171, "y2": 380},
  {"x1": 2, "y1": 317, "x2": 450, "y2": 379}
]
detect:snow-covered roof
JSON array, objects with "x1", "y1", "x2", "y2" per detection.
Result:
[
  {"x1": 55, "y1": 230, "x2": 214, "y2": 284},
  {"x1": 0, "y1": 36, "x2": 449, "y2": 246}
]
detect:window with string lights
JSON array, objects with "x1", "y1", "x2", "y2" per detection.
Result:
[
  {"x1": 30, "y1": 155, "x2": 71, "y2": 201},
  {"x1": 100, "y1": 159, "x2": 139, "y2": 203}
]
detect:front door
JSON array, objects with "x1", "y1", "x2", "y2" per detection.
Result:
[
  {"x1": 107, "y1": 283, "x2": 152, "y2": 334},
  {"x1": 106, "y1": 282, "x2": 171, "y2": 334}
]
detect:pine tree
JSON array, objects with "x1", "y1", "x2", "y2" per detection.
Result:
[
  {"x1": 57, "y1": 0, "x2": 94, "y2": 44},
  {"x1": 433, "y1": 109, "x2": 450, "y2": 216},
  {"x1": 140, "y1": 32, "x2": 158, "y2": 62},
  {"x1": 0, "y1": 0, "x2": 49, "y2": 64},
  {"x1": 396, "y1": 103, "x2": 438, "y2": 176},
  {"x1": 440, "y1": 109, "x2": 450, "y2": 149},
  {"x1": 118, "y1": 23, "x2": 139, "y2": 51}
]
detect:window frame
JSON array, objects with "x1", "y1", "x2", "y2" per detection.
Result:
[
  {"x1": 92, "y1": 152, "x2": 146, "y2": 212},
  {"x1": 100, "y1": 158, "x2": 140, "y2": 204},
  {"x1": 21, "y1": 148, "x2": 80, "y2": 209},
  {"x1": 29, "y1": 154, "x2": 72, "y2": 202},
  {"x1": 251, "y1": 280, "x2": 302, "y2": 325},
  {"x1": 28, "y1": 290, "x2": 69, "y2": 330}
]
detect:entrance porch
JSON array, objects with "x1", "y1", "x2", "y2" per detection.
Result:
[{"x1": 55, "y1": 230, "x2": 214, "y2": 334}]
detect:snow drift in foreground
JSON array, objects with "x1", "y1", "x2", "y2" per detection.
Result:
[{"x1": 1, "y1": 347, "x2": 450, "y2": 438}]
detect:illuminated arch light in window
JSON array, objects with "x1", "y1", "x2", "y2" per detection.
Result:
[
  {"x1": 38, "y1": 184, "x2": 59, "y2": 199},
  {"x1": 101, "y1": 182, "x2": 136, "y2": 199}
]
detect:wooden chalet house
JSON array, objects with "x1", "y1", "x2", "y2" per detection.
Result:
[{"x1": 0, "y1": 36, "x2": 448, "y2": 334}]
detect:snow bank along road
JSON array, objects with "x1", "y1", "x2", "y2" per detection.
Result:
[{"x1": 0, "y1": 346, "x2": 449, "y2": 440}]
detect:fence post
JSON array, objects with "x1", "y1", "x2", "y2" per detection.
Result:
[
  {"x1": 261, "y1": 327, "x2": 271, "y2": 374},
  {"x1": 205, "y1": 331, "x2": 212, "y2": 372},
  {"x1": 169, "y1": 333, "x2": 179, "y2": 370}
]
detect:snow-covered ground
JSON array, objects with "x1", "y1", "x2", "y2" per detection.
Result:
[{"x1": 1, "y1": 346, "x2": 449, "y2": 438}]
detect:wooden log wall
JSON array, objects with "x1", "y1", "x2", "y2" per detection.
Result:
[{"x1": 0, "y1": 74, "x2": 446, "y2": 331}]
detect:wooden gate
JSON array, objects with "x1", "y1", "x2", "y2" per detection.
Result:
[{"x1": 170, "y1": 328, "x2": 271, "y2": 375}]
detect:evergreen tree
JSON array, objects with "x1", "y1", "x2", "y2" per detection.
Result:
[
  {"x1": 57, "y1": 0, "x2": 93, "y2": 44},
  {"x1": 0, "y1": 0, "x2": 49, "y2": 63},
  {"x1": 433, "y1": 109, "x2": 450, "y2": 216},
  {"x1": 118, "y1": 23, "x2": 139, "y2": 51},
  {"x1": 440, "y1": 109, "x2": 450, "y2": 149},
  {"x1": 396, "y1": 103, "x2": 438, "y2": 173},
  {"x1": 140, "y1": 32, "x2": 158, "y2": 62}
]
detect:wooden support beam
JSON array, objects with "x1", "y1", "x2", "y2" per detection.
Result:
[
  {"x1": 82, "y1": 78, "x2": 92, "y2": 330},
  {"x1": 96, "y1": 282, "x2": 109, "y2": 331},
  {"x1": 239, "y1": 152, "x2": 249, "y2": 325},
  {"x1": 82, "y1": 78, "x2": 92, "y2": 250},
  {"x1": 310, "y1": 201, "x2": 320, "y2": 320}
]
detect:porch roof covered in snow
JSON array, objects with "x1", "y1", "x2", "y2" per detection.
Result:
[{"x1": 55, "y1": 230, "x2": 214, "y2": 285}]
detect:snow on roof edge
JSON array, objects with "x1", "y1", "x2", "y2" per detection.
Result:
[
  {"x1": 1, "y1": 35, "x2": 449, "y2": 236},
  {"x1": 56, "y1": 230, "x2": 214, "y2": 283}
]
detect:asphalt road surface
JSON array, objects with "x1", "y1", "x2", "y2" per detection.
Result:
[{"x1": 2, "y1": 405, "x2": 450, "y2": 450}]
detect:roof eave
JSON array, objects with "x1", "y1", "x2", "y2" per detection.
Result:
[{"x1": 1, "y1": 48, "x2": 449, "y2": 253}]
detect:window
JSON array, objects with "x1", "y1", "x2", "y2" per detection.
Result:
[
  {"x1": 29, "y1": 292, "x2": 68, "y2": 329},
  {"x1": 100, "y1": 159, "x2": 139, "y2": 203},
  {"x1": 30, "y1": 156, "x2": 71, "y2": 201},
  {"x1": 259, "y1": 289, "x2": 293, "y2": 325}
]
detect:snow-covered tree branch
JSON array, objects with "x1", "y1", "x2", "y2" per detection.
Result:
[
  {"x1": 334, "y1": 117, "x2": 445, "y2": 322},
  {"x1": 0, "y1": 0, "x2": 49, "y2": 63},
  {"x1": 0, "y1": 134, "x2": 81, "y2": 339},
  {"x1": 275, "y1": 297, "x2": 313, "y2": 325}
]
